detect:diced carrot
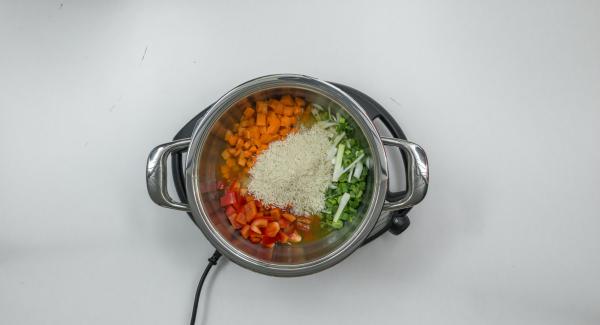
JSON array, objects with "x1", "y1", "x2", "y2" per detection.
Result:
[
  {"x1": 220, "y1": 165, "x2": 229, "y2": 175},
  {"x1": 259, "y1": 133, "x2": 271, "y2": 143},
  {"x1": 235, "y1": 138, "x2": 244, "y2": 147},
  {"x1": 256, "y1": 101, "x2": 268, "y2": 114},
  {"x1": 294, "y1": 97, "x2": 305, "y2": 107},
  {"x1": 274, "y1": 104, "x2": 284, "y2": 114},
  {"x1": 283, "y1": 106, "x2": 294, "y2": 116},
  {"x1": 280, "y1": 95, "x2": 294, "y2": 106},
  {"x1": 226, "y1": 158, "x2": 235, "y2": 168},
  {"x1": 233, "y1": 148, "x2": 241, "y2": 157},
  {"x1": 293, "y1": 106, "x2": 302, "y2": 115},
  {"x1": 227, "y1": 134, "x2": 238, "y2": 146},
  {"x1": 243, "y1": 141, "x2": 252, "y2": 149},
  {"x1": 267, "y1": 114, "x2": 280, "y2": 134},
  {"x1": 256, "y1": 113, "x2": 267, "y2": 126},
  {"x1": 267, "y1": 112, "x2": 279, "y2": 123},
  {"x1": 266, "y1": 125, "x2": 278, "y2": 135},
  {"x1": 224, "y1": 130, "x2": 233, "y2": 141},
  {"x1": 240, "y1": 119, "x2": 254, "y2": 127},
  {"x1": 237, "y1": 127, "x2": 247, "y2": 138},
  {"x1": 242, "y1": 151, "x2": 252, "y2": 158},
  {"x1": 248, "y1": 126, "x2": 259, "y2": 139},
  {"x1": 237, "y1": 156, "x2": 246, "y2": 166},
  {"x1": 221, "y1": 149, "x2": 231, "y2": 160},
  {"x1": 243, "y1": 107, "x2": 255, "y2": 118},
  {"x1": 280, "y1": 116, "x2": 292, "y2": 127},
  {"x1": 268, "y1": 99, "x2": 280, "y2": 109},
  {"x1": 279, "y1": 128, "x2": 289, "y2": 137},
  {"x1": 227, "y1": 148, "x2": 236, "y2": 154},
  {"x1": 249, "y1": 146, "x2": 257, "y2": 153}
]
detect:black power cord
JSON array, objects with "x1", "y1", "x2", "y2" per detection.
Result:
[{"x1": 190, "y1": 250, "x2": 222, "y2": 325}]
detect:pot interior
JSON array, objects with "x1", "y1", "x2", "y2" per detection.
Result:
[{"x1": 195, "y1": 86, "x2": 377, "y2": 265}]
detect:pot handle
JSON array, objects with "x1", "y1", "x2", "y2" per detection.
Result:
[
  {"x1": 380, "y1": 137, "x2": 429, "y2": 211},
  {"x1": 146, "y1": 139, "x2": 191, "y2": 211}
]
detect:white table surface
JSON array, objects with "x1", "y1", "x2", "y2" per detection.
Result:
[{"x1": 2, "y1": 1, "x2": 599, "y2": 324}]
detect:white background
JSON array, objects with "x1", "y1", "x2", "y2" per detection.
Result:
[{"x1": 1, "y1": 1, "x2": 599, "y2": 324}]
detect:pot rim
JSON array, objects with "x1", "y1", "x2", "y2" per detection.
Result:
[{"x1": 185, "y1": 74, "x2": 389, "y2": 276}]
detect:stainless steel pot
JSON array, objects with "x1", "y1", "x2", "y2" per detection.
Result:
[{"x1": 146, "y1": 74, "x2": 428, "y2": 276}]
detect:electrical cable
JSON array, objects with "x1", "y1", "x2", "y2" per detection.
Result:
[{"x1": 189, "y1": 250, "x2": 222, "y2": 325}]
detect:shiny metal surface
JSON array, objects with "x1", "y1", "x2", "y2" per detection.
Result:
[
  {"x1": 146, "y1": 138, "x2": 191, "y2": 211},
  {"x1": 147, "y1": 74, "x2": 429, "y2": 276},
  {"x1": 380, "y1": 137, "x2": 429, "y2": 211}
]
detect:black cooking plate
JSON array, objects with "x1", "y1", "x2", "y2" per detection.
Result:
[{"x1": 170, "y1": 83, "x2": 411, "y2": 245}]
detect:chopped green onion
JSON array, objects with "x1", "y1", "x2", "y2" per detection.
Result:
[
  {"x1": 332, "y1": 144, "x2": 345, "y2": 181},
  {"x1": 332, "y1": 193, "x2": 351, "y2": 223},
  {"x1": 340, "y1": 153, "x2": 364, "y2": 175},
  {"x1": 354, "y1": 162, "x2": 363, "y2": 178},
  {"x1": 332, "y1": 132, "x2": 346, "y2": 147}
]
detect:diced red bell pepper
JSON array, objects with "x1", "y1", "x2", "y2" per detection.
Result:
[
  {"x1": 277, "y1": 231, "x2": 289, "y2": 244},
  {"x1": 281, "y1": 213, "x2": 296, "y2": 222},
  {"x1": 244, "y1": 201, "x2": 257, "y2": 219},
  {"x1": 261, "y1": 235, "x2": 276, "y2": 248},
  {"x1": 225, "y1": 206, "x2": 236, "y2": 217},
  {"x1": 249, "y1": 232, "x2": 262, "y2": 243},
  {"x1": 220, "y1": 192, "x2": 237, "y2": 207},
  {"x1": 229, "y1": 180, "x2": 240, "y2": 192},
  {"x1": 289, "y1": 231, "x2": 302, "y2": 243},
  {"x1": 278, "y1": 218, "x2": 289, "y2": 229},
  {"x1": 240, "y1": 225, "x2": 250, "y2": 239},
  {"x1": 250, "y1": 218, "x2": 267, "y2": 234},
  {"x1": 264, "y1": 222, "x2": 280, "y2": 238},
  {"x1": 251, "y1": 218, "x2": 268, "y2": 228},
  {"x1": 297, "y1": 216, "x2": 312, "y2": 224},
  {"x1": 227, "y1": 213, "x2": 242, "y2": 229},
  {"x1": 269, "y1": 208, "x2": 281, "y2": 220},
  {"x1": 296, "y1": 222, "x2": 310, "y2": 232},
  {"x1": 246, "y1": 212, "x2": 257, "y2": 224},
  {"x1": 235, "y1": 211, "x2": 247, "y2": 225},
  {"x1": 283, "y1": 223, "x2": 296, "y2": 235}
]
